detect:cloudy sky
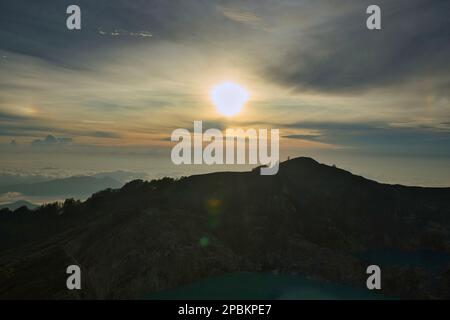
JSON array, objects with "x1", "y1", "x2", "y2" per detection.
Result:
[{"x1": 1, "y1": 0, "x2": 449, "y2": 185}]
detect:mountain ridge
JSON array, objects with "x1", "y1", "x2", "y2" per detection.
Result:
[
  {"x1": 0, "y1": 200, "x2": 38, "y2": 211},
  {"x1": 1, "y1": 157, "x2": 449, "y2": 299}
]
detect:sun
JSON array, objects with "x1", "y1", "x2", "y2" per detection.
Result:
[{"x1": 211, "y1": 81, "x2": 250, "y2": 116}]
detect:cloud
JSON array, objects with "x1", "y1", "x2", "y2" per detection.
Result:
[
  {"x1": 31, "y1": 135, "x2": 73, "y2": 147},
  {"x1": 0, "y1": 111, "x2": 29, "y2": 121},
  {"x1": 283, "y1": 134, "x2": 322, "y2": 142},
  {"x1": 2, "y1": 0, "x2": 449, "y2": 97},
  {"x1": 0, "y1": 0, "x2": 225, "y2": 65},
  {"x1": 98, "y1": 29, "x2": 152, "y2": 38},
  {"x1": 0, "y1": 119, "x2": 123, "y2": 141},
  {"x1": 263, "y1": 0, "x2": 450, "y2": 94},
  {"x1": 87, "y1": 131, "x2": 121, "y2": 139},
  {"x1": 282, "y1": 120, "x2": 450, "y2": 156},
  {"x1": 220, "y1": 6, "x2": 264, "y2": 29}
]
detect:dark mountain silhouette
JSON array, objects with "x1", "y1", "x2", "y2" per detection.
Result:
[
  {"x1": 92, "y1": 170, "x2": 150, "y2": 183},
  {"x1": 0, "y1": 157, "x2": 449, "y2": 299},
  {"x1": 0, "y1": 200, "x2": 38, "y2": 211},
  {"x1": 0, "y1": 176, "x2": 122, "y2": 197}
]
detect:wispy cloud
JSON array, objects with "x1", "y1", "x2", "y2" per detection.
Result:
[
  {"x1": 98, "y1": 29, "x2": 152, "y2": 38},
  {"x1": 220, "y1": 6, "x2": 264, "y2": 29}
]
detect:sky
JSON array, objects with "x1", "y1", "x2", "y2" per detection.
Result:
[{"x1": 1, "y1": 0, "x2": 450, "y2": 186}]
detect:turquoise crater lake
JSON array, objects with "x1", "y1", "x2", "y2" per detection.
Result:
[{"x1": 145, "y1": 272, "x2": 388, "y2": 300}]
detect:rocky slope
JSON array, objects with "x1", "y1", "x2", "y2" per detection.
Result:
[{"x1": 1, "y1": 157, "x2": 449, "y2": 299}]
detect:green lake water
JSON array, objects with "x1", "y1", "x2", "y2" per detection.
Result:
[{"x1": 146, "y1": 272, "x2": 387, "y2": 300}]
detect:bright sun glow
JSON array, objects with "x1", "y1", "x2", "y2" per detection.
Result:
[{"x1": 211, "y1": 81, "x2": 250, "y2": 116}]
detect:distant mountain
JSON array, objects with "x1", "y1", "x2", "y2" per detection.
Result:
[
  {"x1": 0, "y1": 176, "x2": 123, "y2": 197},
  {"x1": 0, "y1": 200, "x2": 38, "y2": 210},
  {"x1": 0, "y1": 173, "x2": 50, "y2": 187},
  {"x1": 92, "y1": 170, "x2": 150, "y2": 184},
  {"x1": 0, "y1": 157, "x2": 449, "y2": 299}
]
